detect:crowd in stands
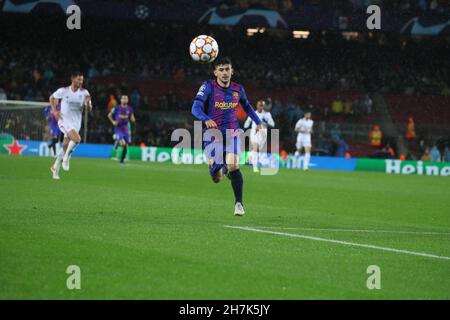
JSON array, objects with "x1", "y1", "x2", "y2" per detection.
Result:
[{"x1": 2, "y1": 23, "x2": 449, "y2": 103}]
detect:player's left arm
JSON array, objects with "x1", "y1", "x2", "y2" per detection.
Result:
[
  {"x1": 239, "y1": 86, "x2": 262, "y2": 131},
  {"x1": 130, "y1": 113, "x2": 136, "y2": 124},
  {"x1": 84, "y1": 95, "x2": 93, "y2": 111},
  {"x1": 266, "y1": 112, "x2": 275, "y2": 128}
]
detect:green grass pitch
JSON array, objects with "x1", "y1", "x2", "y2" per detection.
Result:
[{"x1": 0, "y1": 154, "x2": 449, "y2": 299}]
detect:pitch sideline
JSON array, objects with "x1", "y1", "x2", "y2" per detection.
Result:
[
  {"x1": 224, "y1": 225, "x2": 450, "y2": 261},
  {"x1": 244, "y1": 226, "x2": 450, "y2": 236}
]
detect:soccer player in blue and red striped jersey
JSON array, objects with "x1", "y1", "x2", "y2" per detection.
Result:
[
  {"x1": 44, "y1": 103, "x2": 63, "y2": 156},
  {"x1": 191, "y1": 57, "x2": 263, "y2": 216},
  {"x1": 107, "y1": 95, "x2": 136, "y2": 165}
]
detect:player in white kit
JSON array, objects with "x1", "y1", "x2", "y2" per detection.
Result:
[
  {"x1": 244, "y1": 100, "x2": 275, "y2": 173},
  {"x1": 294, "y1": 110, "x2": 313, "y2": 171},
  {"x1": 49, "y1": 72, "x2": 93, "y2": 179}
]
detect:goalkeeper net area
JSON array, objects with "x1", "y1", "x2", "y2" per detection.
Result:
[{"x1": 0, "y1": 100, "x2": 49, "y2": 141}]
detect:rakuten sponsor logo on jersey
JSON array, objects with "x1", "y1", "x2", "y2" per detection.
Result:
[{"x1": 214, "y1": 101, "x2": 238, "y2": 109}]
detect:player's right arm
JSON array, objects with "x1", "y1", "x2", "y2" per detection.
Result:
[
  {"x1": 294, "y1": 119, "x2": 302, "y2": 133},
  {"x1": 49, "y1": 88, "x2": 64, "y2": 120},
  {"x1": 191, "y1": 81, "x2": 217, "y2": 129},
  {"x1": 266, "y1": 112, "x2": 275, "y2": 128},
  {"x1": 107, "y1": 107, "x2": 118, "y2": 126}
]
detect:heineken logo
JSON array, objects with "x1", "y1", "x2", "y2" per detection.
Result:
[
  {"x1": 5, "y1": 139, "x2": 27, "y2": 155},
  {"x1": 385, "y1": 160, "x2": 450, "y2": 176},
  {"x1": 0, "y1": 133, "x2": 27, "y2": 155}
]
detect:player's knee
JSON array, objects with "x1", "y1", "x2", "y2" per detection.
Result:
[{"x1": 228, "y1": 163, "x2": 239, "y2": 172}]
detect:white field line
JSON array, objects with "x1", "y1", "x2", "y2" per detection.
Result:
[
  {"x1": 224, "y1": 225, "x2": 450, "y2": 261},
  {"x1": 245, "y1": 226, "x2": 450, "y2": 236}
]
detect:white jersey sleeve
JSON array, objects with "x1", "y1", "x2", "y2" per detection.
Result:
[
  {"x1": 295, "y1": 119, "x2": 302, "y2": 130},
  {"x1": 52, "y1": 87, "x2": 66, "y2": 99},
  {"x1": 83, "y1": 89, "x2": 91, "y2": 107},
  {"x1": 244, "y1": 116, "x2": 252, "y2": 129},
  {"x1": 265, "y1": 112, "x2": 275, "y2": 128}
]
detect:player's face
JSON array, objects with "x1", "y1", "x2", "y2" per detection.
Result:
[
  {"x1": 305, "y1": 112, "x2": 311, "y2": 119},
  {"x1": 257, "y1": 101, "x2": 265, "y2": 112},
  {"x1": 71, "y1": 76, "x2": 84, "y2": 88},
  {"x1": 214, "y1": 64, "x2": 233, "y2": 86},
  {"x1": 121, "y1": 96, "x2": 129, "y2": 106}
]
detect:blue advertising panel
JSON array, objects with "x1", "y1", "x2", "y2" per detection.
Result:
[
  {"x1": 19, "y1": 140, "x2": 111, "y2": 158},
  {"x1": 15, "y1": 140, "x2": 357, "y2": 172}
]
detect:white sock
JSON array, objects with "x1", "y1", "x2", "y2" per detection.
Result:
[
  {"x1": 64, "y1": 141, "x2": 78, "y2": 161},
  {"x1": 57, "y1": 147, "x2": 65, "y2": 160},
  {"x1": 304, "y1": 153, "x2": 311, "y2": 170},
  {"x1": 54, "y1": 148, "x2": 65, "y2": 171},
  {"x1": 258, "y1": 152, "x2": 265, "y2": 167},
  {"x1": 252, "y1": 151, "x2": 258, "y2": 168}
]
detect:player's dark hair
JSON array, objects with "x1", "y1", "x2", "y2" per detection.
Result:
[
  {"x1": 213, "y1": 57, "x2": 232, "y2": 69},
  {"x1": 71, "y1": 71, "x2": 83, "y2": 78},
  {"x1": 304, "y1": 106, "x2": 313, "y2": 114}
]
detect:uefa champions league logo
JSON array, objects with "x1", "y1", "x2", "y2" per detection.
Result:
[{"x1": 135, "y1": 4, "x2": 149, "y2": 20}]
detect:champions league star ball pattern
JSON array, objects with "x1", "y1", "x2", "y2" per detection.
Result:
[
  {"x1": 189, "y1": 35, "x2": 219, "y2": 64},
  {"x1": 135, "y1": 5, "x2": 149, "y2": 19}
]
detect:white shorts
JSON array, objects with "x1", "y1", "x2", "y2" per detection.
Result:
[
  {"x1": 250, "y1": 130, "x2": 267, "y2": 148},
  {"x1": 296, "y1": 134, "x2": 311, "y2": 149},
  {"x1": 58, "y1": 119, "x2": 81, "y2": 136}
]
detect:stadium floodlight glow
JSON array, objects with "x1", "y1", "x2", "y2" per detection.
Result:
[
  {"x1": 292, "y1": 30, "x2": 310, "y2": 39},
  {"x1": 246, "y1": 28, "x2": 265, "y2": 36},
  {"x1": 342, "y1": 31, "x2": 359, "y2": 40}
]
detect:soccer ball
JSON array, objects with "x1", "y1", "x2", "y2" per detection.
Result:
[{"x1": 189, "y1": 35, "x2": 219, "y2": 64}]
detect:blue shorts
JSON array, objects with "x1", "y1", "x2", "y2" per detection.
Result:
[
  {"x1": 203, "y1": 129, "x2": 241, "y2": 175},
  {"x1": 117, "y1": 132, "x2": 130, "y2": 144},
  {"x1": 50, "y1": 125, "x2": 62, "y2": 139}
]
